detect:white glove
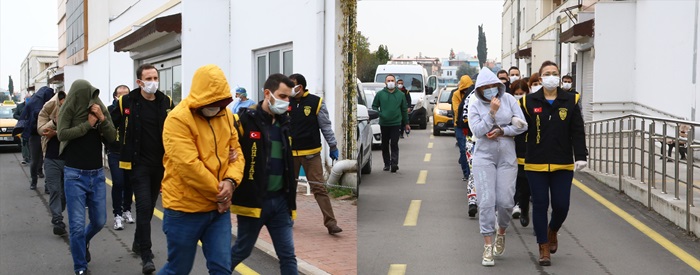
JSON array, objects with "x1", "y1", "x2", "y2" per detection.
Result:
[
  {"x1": 574, "y1": 160, "x2": 588, "y2": 171},
  {"x1": 511, "y1": 116, "x2": 528, "y2": 129}
]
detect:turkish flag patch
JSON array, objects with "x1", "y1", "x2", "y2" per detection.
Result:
[
  {"x1": 533, "y1": 107, "x2": 542, "y2": 114},
  {"x1": 250, "y1": 131, "x2": 261, "y2": 139},
  {"x1": 287, "y1": 106, "x2": 292, "y2": 112},
  {"x1": 124, "y1": 108, "x2": 130, "y2": 115}
]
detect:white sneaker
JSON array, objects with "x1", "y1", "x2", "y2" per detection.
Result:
[
  {"x1": 512, "y1": 204, "x2": 521, "y2": 219},
  {"x1": 123, "y1": 211, "x2": 135, "y2": 224},
  {"x1": 494, "y1": 234, "x2": 506, "y2": 256},
  {"x1": 113, "y1": 215, "x2": 124, "y2": 230},
  {"x1": 482, "y1": 244, "x2": 494, "y2": 266}
]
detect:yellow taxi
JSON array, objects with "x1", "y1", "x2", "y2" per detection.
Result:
[
  {"x1": 0, "y1": 100, "x2": 20, "y2": 148},
  {"x1": 431, "y1": 86, "x2": 457, "y2": 136}
]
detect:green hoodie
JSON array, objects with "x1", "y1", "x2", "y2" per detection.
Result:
[
  {"x1": 57, "y1": 79, "x2": 116, "y2": 154},
  {"x1": 371, "y1": 87, "x2": 408, "y2": 127}
]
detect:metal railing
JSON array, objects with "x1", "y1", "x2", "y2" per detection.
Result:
[{"x1": 586, "y1": 114, "x2": 699, "y2": 233}]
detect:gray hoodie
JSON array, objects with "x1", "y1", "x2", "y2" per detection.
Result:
[{"x1": 467, "y1": 67, "x2": 527, "y2": 140}]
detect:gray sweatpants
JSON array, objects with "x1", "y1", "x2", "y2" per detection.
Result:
[
  {"x1": 472, "y1": 137, "x2": 518, "y2": 237},
  {"x1": 45, "y1": 158, "x2": 66, "y2": 226}
]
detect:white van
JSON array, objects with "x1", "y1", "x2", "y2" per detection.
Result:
[{"x1": 374, "y1": 64, "x2": 438, "y2": 129}]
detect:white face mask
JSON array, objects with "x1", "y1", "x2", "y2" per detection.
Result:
[
  {"x1": 387, "y1": 82, "x2": 396, "y2": 89},
  {"x1": 268, "y1": 92, "x2": 290, "y2": 115},
  {"x1": 290, "y1": 85, "x2": 301, "y2": 97},
  {"x1": 542, "y1": 76, "x2": 560, "y2": 90},
  {"x1": 483, "y1": 87, "x2": 499, "y2": 100},
  {"x1": 397, "y1": 84, "x2": 404, "y2": 89},
  {"x1": 514, "y1": 94, "x2": 524, "y2": 100},
  {"x1": 510, "y1": 75, "x2": 520, "y2": 83},
  {"x1": 531, "y1": 85, "x2": 542, "y2": 92},
  {"x1": 562, "y1": 82, "x2": 572, "y2": 90},
  {"x1": 201, "y1": 107, "x2": 221, "y2": 117},
  {"x1": 141, "y1": 81, "x2": 158, "y2": 94}
]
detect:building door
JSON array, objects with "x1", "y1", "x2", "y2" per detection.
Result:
[
  {"x1": 580, "y1": 50, "x2": 594, "y2": 122},
  {"x1": 142, "y1": 55, "x2": 182, "y2": 105}
]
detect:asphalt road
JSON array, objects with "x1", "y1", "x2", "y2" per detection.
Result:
[
  {"x1": 358, "y1": 124, "x2": 700, "y2": 275},
  {"x1": 0, "y1": 146, "x2": 280, "y2": 275}
]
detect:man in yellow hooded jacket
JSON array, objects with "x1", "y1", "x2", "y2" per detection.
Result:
[{"x1": 159, "y1": 64, "x2": 245, "y2": 275}]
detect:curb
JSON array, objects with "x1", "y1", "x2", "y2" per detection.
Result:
[{"x1": 231, "y1": 226, "x2": 331, "y2": 275}]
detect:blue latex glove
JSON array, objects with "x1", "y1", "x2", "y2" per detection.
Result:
[{"x1": 330, "y1": 148, "x2": 339, "y2": 160}]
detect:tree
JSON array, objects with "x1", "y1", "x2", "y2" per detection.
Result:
[
  {"x1": 477, "y1": 24, "x2": 488, "y2": 69},
  {"x1": 456, "y1": 63, "x2": 479, "y2": 80},
  {"x1": 356, "y1": 32, "x2": 393, "y2": 82},
  {"x1": 8, "y1": 76, "x2": 13, "y2": 96},
  {"x1": 375, "y1": 45, "x2": 391, "y2": 64}
]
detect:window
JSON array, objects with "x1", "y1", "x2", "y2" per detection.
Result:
[
  {"x1": 254, "y1": 44, "x2": 293, "y2": 100},
  {"x1": 66, "y1": 0, "x2": 86, "y2": 63}
]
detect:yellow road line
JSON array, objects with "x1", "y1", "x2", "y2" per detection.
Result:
[
  {"x1": 430, "y1": 135, "x2": 434, "y2": 139},
  {"x1": 388, "y1": 264, "x2": 407, "y2": 275},
  {"x1": 427, "y1": 142, "x2": 433, "y2": 149},
  {"x1": 416, "y1": 170, "x2": 428, "y2": 184},
  {"x1": 403, "y1": 200, "x2": 421, "y2": 226},
  {"x1": 573, "y1": 179, "x2": 700, "y2": 272},
  {"x1": 105, "y1": 178, "x2": 260, "y2": 275},
  {"x1": 424, "y1": 153, "x2": 431, "y2": 162}
]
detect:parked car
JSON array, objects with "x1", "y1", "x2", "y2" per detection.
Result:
[
  {"x1": 355, "y1": 80, "x2": 379, "y2": 180},
  {"x1": 430, "y1": 86, "x2": 458, "y2": 136},
  {"x1": 360, "y1": 82, "x2": 384, "y2": 149},
  {"x1": 374, "y1": 64, "x2": 439, "y2": 129},
  {"x1": 0, "y1": 101, "x2": 20, "y2": 149}
]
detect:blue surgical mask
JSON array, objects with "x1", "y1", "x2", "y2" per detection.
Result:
[{"x1": 483, "y1": 87, "x2": 499, "y2": 100}]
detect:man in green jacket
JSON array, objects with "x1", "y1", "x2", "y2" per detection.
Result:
[{"x1": 371, "y1": 74, "x2": 410, "y2": 173}]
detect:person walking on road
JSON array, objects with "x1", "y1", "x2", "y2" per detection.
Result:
[
  {"x1": 57, "y1": 79, "x2": 117, "y2": 275},
  {"x1": 510, "y1": 80, "x2": 531, "y2": 226},
  {"x1": 24, "y1": 86, "x2": 54, "y2": 192},
  {"x1": 452, "y1": 75, "x2": 474, "y2": 182},
  {"x1": 528, "y1": 73, "x2": 542, "y2": 93},
  {"x1": 468, "y1": 67, "x2": 527, "y2": 266},
  {"x1": 13, "y1": 96, "x2": 30, "y2": 165},
  {"x1": 110, "y1": 64, "x2": 175, "y2": 273},
  {"x1": 288, "y1": 73, "x2": 343, "y2": 235},
  {"x1": 37, "y1": 90, "x2": 67, "y2": 236},
  {"x1": 519, "y1": 60, "x2": 588, "y2": 266},
  {"x1": 230, "y1": 73, "x2": 298, "y2": 274},
  {"x1": 397, "y1": 79, "x2": 411, "y2": 138},
  {"x1": 107, "y1": 85, "x2": 135, "y2": 231},
  {"x1": 158, "y1": 64, "x2": 244, "y2": 275},
  {"x1": 372, "y1": 74, "x2": 410, "y2": 173}
]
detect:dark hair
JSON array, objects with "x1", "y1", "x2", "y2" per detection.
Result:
[
  {"x1": 538, "y1": 60, "x2": 559, "y2": 75},
  {"x1": 136, "y1": 64, "x2": 158, "y2": 80},
  {"x1": 289, "y1": 73, "x2": 307, "y2": 89},
  {"x1": 113, "y1": 85, "x2": 130, "y2": 97},
  {"x1": 264, "y1": 73, "x2": 295, "y2": 92},
  {"x1": 397, "y1": 79, "x2": 404, "y2": 83},
  {"x1": 510, "y1": 79, "x2": 530, "y2": 94},
  {"x1": 57, "y1": 91, "x2": 66, "y2": 100},
  {"x1": 562, "y1": 75, "x2": 573, "y2": 81},
  {"x1": 385, "y1": 74, "x2": 395, "y2": 81},
  {"x1": 497, "y1": 70, "x2": 508, "y2": 77},
  {"x1": 527, "y1": 73, "x2": 541, "y2": 87},
  {"x1": 508, "y1": 66, "x2": 520, "y2": 74}
]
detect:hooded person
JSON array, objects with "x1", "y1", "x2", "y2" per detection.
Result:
[
  {"x1": 467, "y1": 67, "x2": 527, "y2": 267},
  {"x1": 23, "y1": 86, "x2": 55, "y2": 191},
  {"x1": 56, "y1": 79, "x2": 116, "y2": 275},
  {"x1": 159, "y1": 64, "x2": 245, "y2": 275}
]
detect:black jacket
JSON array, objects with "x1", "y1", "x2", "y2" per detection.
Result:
[
  {"x1": 231, "y1": 103, "x2": 297, "y2": 219},
  {"x1": 110, "y1": 88, "x2": 174, "y2": 169},
  {"x1": 519, "y1": 88, "x2": 587, "y2": 172}
]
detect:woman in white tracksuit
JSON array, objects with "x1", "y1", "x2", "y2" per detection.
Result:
[{"x1": 468, "y1": 67, "x2": 527, "y2": 266}]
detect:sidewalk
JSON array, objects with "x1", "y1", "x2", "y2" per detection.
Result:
[{"x1": 231, "y1": 190, "x2": 357, "y2": 275}]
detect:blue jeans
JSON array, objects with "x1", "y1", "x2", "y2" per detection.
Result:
[
  {"x1": 107, "y1": 152, "x2": 132, "y2": 216},
  {"x1": 526, "y1": 170, "x2": 574, "y2": 244},
  {"x1": 64, "y1": 166, "x2": 107, "y2": 273},
  {"x1": 231, "y1": 195, "x2": 297, "y2": 275},
  {"x1": 454, "y1": 127, "x2": 471, "y2": 178},
  {"x1": 158, "y1": 209, "x2": 232, "y2": 275}
]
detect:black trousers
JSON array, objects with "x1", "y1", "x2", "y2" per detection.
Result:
[
  {"x1": 380, "y1": 125, "x2": 401, "y2": 166},
  {"x1": 29, "y1": 135, "x2": 43, "y2": 185},
  {"x1": 127, "y1": 164, "x2": 164, "y2": 260},
  {"x1": 514, "y1": 170, "x2": 530, "y2": 214}
]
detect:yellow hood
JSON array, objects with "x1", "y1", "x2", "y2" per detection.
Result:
[
  {"x1": 458, "y1": 75, "x2": 474, "y2": 91},
  {"x1": 183, "y1": 64, "x2": 233, "y2": 109}
]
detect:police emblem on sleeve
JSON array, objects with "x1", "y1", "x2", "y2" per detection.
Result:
[
  {"x1": 304, "y1": 106, "x2": 311, "y2": 116},
  {"x1": 559, "y1": 108, "x2": 568, "y2": 120}
]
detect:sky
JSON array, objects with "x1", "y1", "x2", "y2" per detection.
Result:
[
  {"x1": 0, "y1": 0, "x2": 58, "y2": 92},
  {"x1": 358, "y1": 0, "x2": 503, "y2": 61}
]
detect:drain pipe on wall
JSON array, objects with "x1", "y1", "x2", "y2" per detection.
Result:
[{"x1": 327, "y1": 159, "x2": 357, "y2": 188}]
